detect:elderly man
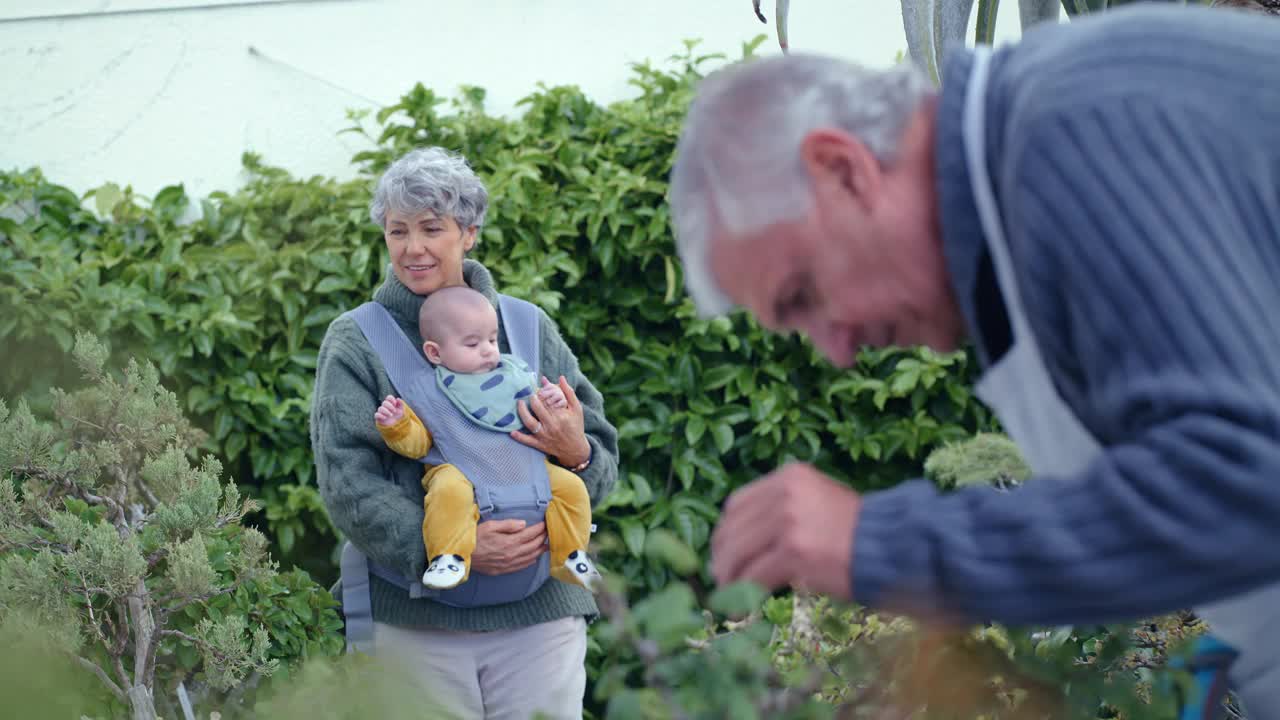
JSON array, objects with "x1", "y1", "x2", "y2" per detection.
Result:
[{"x1": 670, "y1": 3, "x2": 1280, "y2": 713}]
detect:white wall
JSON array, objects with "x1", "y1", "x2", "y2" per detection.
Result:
[{"x1": 0, "y1": 0, "x2": 1026, "y2": 200}]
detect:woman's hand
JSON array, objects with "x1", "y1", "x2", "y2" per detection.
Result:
[
  {"x1": 511, "y1": 375, "x2": 591, "y2": 468},
  {"x1": 471, "y1": 519, "x2": 548, "y2": 575}
]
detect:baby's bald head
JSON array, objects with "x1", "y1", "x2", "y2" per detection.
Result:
[
  {"x1": 419, "y1": 286, "x2": 495, "y2": 343},
  {"x1": 419, "y1": 286, "x2": 501, "y2": 373}
]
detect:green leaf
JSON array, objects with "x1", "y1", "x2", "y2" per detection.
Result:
[
  {"x1": 92, "y1": 182, "x2": 124, "y2": 218},
  {"x1": 629, "y1": 473, "x2": 653, "y2": 506},
  {"x1": 1043, "y1": 625, "x2": 1074, "y2": 650},
  {"x1": 619, "y1": 519, "x2": 646, "y2": 558},
  {"x1": 213, "y1": 408, "x2": 235, "y2": 440},
  {"x1": 302, "y1": 305, "x2": 340, "y2": 328},
  {"x1": 644, "y1": 527, "x2": 699, "y2": 575},
  {"x1": 617, "y1": 418, "x2": 656, "y2": 440},
  {"x1": 663, "y1": 255, "x2": 678, "y2": 303},
  {"x1": 279, "y1": 524, "x2": 296, "y2": 553},
  {"x1": 175, "y1": 640, "x2": 199, "y2": 669},
  {"x1": 633, "y1": 584, "x2": 701, "y2": 652},
  {"x1": 708, "y1": 581, "x2": 767, "y2": 619},
  {"x1": 702, "y1": 365, "x2": 739, "y2": 390},
  {"x1": 605, "y1": 690, "x2": 648, "y2": 720},
  {"x1": 224, "y1": 431, "x2": 247, "y2": 460},
  {"x1": 290, "y1": 351, "x2": 318, "y2": 369},
  {"x1": 754, "y1": 392, "x2": 778, "y2": 421},
  {"x1": 313, "y1": 275, "x2": 350, "y2": 293},
  {"x1": 684, "y1": 415, "x2": 706, "y2": 446},
  {"x1": 309, "y1": 253, "x2": 348, "y2": 274},
  {"x1": 890, "y1": 367, "x2": 921, "y2": 395},
  {"x1": 711, "y1": 423, "x2": 734, "y2": 454},
  {"x1": 873, "y1": 386, "x2": 890, "y2": 410},
  {"x1": 674, "y1": 459, "x2": 695, "y2": 491}
]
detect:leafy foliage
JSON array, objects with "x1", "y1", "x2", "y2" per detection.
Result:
[
  {"x1": 582, "y1": 435, "x2": 1206, "y2": 720},
  {"x1": 0, "y1": 153, "x2": 378, "y2": 576},
  {"x1": 924, "y1": 431, "x2": 1030, "y2": 489},
  {"x1": 0, "y1": 334, "x2": 342, "y2": 718},
  {"x1": 0, "y1": 35, "x2": 1213, "y2": 719},
  {"x1": 0, "y1": 37, "x2": 995, "y2": 595}
]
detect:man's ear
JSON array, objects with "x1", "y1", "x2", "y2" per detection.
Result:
[
  {"x1": 423, "y1": 341, "x2": 443, "y2": 365},
  {"x1": 799, "y1": 129, "x2": 881, "y2": 214}
]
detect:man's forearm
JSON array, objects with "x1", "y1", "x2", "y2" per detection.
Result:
[{"x1": 852, "y1": 418, "x2": 1280, "y2": 626}]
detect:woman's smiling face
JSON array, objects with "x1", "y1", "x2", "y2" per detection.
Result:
[{"x1": 383, "y1": 208, "x2": 477, "y2": 295}]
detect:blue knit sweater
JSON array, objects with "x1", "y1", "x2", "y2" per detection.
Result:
[{"x1": 852, "y1": 5, "x2": 1280, "y2": 625}]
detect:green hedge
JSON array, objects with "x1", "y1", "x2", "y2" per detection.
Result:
[
  {"x1": 0, "y1": 157, "x2": 380, "y2": 577},
  {"x1": 0, "y1": 38, "x2": 995, "y2": 588},
  {"x1": 1, "y1": 37, "x2": 1211, "y2": 719}
]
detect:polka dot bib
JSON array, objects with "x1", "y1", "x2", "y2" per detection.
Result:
[{"x1": 435, "y1": 354, "x2": 538, "y2": 433}]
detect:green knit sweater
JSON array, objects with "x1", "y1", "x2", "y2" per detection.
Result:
[{"x1": 310, "y1": 260, "x2": 619, "y2": 631}]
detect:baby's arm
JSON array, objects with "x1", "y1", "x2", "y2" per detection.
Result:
[{"x1": 374, "y1": 396, "x2": 434, "y2": 459}]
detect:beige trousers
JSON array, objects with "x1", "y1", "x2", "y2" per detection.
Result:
[{"x1": 372, "y1": 616, "x2": 587, "y2": 720}]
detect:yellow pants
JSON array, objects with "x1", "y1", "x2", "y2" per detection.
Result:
[{"x1": 421, "y1": 461, "x2": 592, "y2": 587}]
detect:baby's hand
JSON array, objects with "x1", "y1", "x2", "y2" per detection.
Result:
[
  {"x1": 374, "y1": 396, "x2": 405, "y2": 427},
  {"x1": 537, "y1": 382, "x2": 568, "y2": 409}
]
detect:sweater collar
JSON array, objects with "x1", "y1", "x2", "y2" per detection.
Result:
[
  {"x1": 933, "y1": 46, "x2": 1005, "y2": 368},
  {"x1": 371, "y1": 259, "x2": 501, "y2": 335}
]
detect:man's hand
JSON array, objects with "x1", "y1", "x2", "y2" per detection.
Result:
[
  {"x1": 374, "y1": 395, "x2": 405, "y2": 427},
  {"x1": 471, "y1": 519, "x2": 548, "y2": 575},
  {"x1": 537, "y1": 377, "x2": 568, "y2": 409},
  {"x1": 710, "y1": 462, "x2": 862, "y2": 599}
]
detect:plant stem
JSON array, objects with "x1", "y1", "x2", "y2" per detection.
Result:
[{"x1": 70, "y1": 653, "x2": 126, "y2": 701}]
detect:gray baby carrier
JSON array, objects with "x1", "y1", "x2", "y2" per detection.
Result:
[{"x1": 339, "y1": 294, "x2": 553, "y2": 654}]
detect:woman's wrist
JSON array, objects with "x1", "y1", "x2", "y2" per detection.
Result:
[{"x1": 558, "y1": 438, "x2": 592, "y2": 471}]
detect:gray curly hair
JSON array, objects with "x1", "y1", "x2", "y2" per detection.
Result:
[
  {"x1": 669, "y1": 53, "x2": 933, "y2": 316},
  {"x1": 369, "y1": 147, "x2": 489, "y2": 230}
]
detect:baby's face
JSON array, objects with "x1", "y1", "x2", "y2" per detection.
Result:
[{"x1": 431, "y1": 304, "x2": 500, "y2": 374}]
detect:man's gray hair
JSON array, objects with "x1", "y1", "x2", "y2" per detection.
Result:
[
  {"x1": 369, "y1": 147, "x2": 489, "y2": 230},
  {"x1": 669, "y1": 53, "x2": 933, "y2": 316}
]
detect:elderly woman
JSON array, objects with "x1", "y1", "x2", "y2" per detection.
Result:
[{"x1": 310, "y1": 147, "x2": 618, "y2": 719}]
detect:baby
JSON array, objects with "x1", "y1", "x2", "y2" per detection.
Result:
[{"x1": 373, "y1": 286, "x2": 600, "y2": 591}]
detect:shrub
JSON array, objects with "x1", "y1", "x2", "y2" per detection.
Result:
[
  {"x1": 0, "y1": 35, "x2": 993, "y2": 603},
  {"x1": 583, "y1": 433, "x2": 1202, "y2": 719},
  {"x1": 0, "y1": 334, "x2": 342, "y2": 719},
  {"x1": 0, "y1": 36, "x2": 1205, "y2": 719}
]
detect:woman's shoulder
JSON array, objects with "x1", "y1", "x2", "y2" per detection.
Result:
[
  {"x1": 319, "y1": 310, "x2": 367, "y2": 354},
  {"x1": 316, "y1": 311, "x2": 380, "y2": 385}
]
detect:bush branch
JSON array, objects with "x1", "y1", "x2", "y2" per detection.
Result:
[
  {"x1": 70, "y1": 653, "x2": 126, "y2": 701},
  {"x1": 156, "y1": 580, "x2": 242, "y2": 617}
]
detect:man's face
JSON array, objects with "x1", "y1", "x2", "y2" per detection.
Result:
[{"x1": 706, "y1": 136, "x2": 961, "y2": 367}]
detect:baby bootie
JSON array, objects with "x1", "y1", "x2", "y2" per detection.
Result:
[
  {"x1": 422, "y1": 554, "x2": 467, "y2": 589},
  {"x1": 564, "y1": 550, "x2": 602, "y2": 590}
]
